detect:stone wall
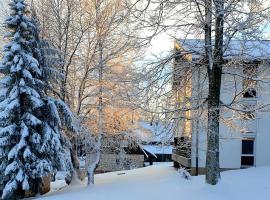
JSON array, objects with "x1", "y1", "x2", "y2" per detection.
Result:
[{"x1": 86, "y1": 153, "x2": 144, "y2": 172}]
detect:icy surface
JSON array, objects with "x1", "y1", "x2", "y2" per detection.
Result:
[{"x1": 34, "y1": 163, "x2": 270, "y2": 200}]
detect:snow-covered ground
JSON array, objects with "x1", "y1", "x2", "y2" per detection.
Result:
[{"x1": 35, "y1": 163, "x2": 270, "y2": 200}]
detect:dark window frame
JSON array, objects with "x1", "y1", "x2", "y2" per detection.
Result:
[
  {"x1": 241, "y1": 139, "x2": 255, "y2": 167},
  {"x1": 241, "y1": 156, "x2": 254, "y2": 166},
  {"x1": 242, "y1": 139, "x2": 254, "y2": 155}
]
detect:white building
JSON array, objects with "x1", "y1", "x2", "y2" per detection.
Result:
[{"x1": 172, "y1": 39, "x2": 270, "y2": 175}]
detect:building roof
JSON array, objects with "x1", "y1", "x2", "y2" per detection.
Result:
[
  {"x1": 177, "y1": 39, "x2": 270, "y2": 61},
  {"x1": 135, "y1": 121, "x2": 174, "y2": 144},
  {"x1": 142, "y1": 145, "x2": 173, "y2": 155}
]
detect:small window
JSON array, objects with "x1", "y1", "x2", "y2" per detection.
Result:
[
  {"x1": 242, "y1": 139, "x2": 254, "y2": 154},
  {"x1": 242, "y1": 111, "x2": 255, "y2": 120},
  {"x1": 242, "y1": 63, "x2": 258, "y2": 98},
  {"x1": 241, "y1": 139, "x2": 255, "y2": 167},
  {"x1": 243, "y1": 88, "x2": 256, "y2": 98},
  {"x1": 241, "y1": 156, "x2": 254, "y2": 166}
]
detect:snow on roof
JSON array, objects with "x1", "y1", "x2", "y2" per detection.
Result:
[
  {"x1": 135, "y1": 121, "x2": 174, "y2": 144},
  {"x1": 142, "y1": 145, "x2": 173, "y2": 155},
  {"x1": 138, "y1": 144, "x2": 156, "y2": 158},
  {"x1": 178, "y1": 39, "x2": 270, "y2": 60}
]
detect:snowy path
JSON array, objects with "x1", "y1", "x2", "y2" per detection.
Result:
[{"x1": 35, "y1": 163, "x2": 270, "y2": 200}]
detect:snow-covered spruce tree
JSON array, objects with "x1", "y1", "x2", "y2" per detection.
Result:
[
  {"x1": 0, "y1": 0, "x2": 75, "y2": 199},
  {"x1": 30, "y1": 9, "x2": 76, "y2": 183}
]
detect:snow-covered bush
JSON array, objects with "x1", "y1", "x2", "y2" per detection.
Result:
[{"x1": 178, "y1": 168, "x2": 191, "y2": 180}]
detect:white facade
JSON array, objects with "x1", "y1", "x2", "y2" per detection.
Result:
[
  {"x1": 192, "y1": 66, "x2": 270, "y2": 170},
  {"x1": 173, "y1": 39, "x2": 270, "y2": 172}
]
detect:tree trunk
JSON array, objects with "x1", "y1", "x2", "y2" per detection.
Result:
[
  {"x1": 205, "y1": 0, "x2": 224, "y2": 185},
  {"x1": 87, "y1": 17, "x2": 104, "y2": 184},
  {"x1": 87, "y1": 134, "x2": 102, "y2": 185},
  {"x1": 68, "y1": 143, "x2": 80, "y2": 185},
  {"x1": 206, "y1": 70, "x2": 222, "y2": 185}
]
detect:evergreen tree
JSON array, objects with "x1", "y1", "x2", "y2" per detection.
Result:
[
  {"x1": 30, "y1": 7, "x2": 75, "y2": 180},
  {"x1": 0, "y1": 0, "x2": 76, "y2": 198}
]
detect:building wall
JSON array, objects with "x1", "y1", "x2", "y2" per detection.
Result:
[
  {"x1": 255, "y1": 90, "x2": 270, "y2": 166},
  {"x1": 191, "y1": 127, "x2": 206, "y2": 168},
  {"x1": 189, "y1": 64, "x2": 270, "y2": 169},
  {"x1": 219, "y1": 124, "x2": 242, "y2": 169},
  {"x1": 86, "y1": 153, "x2": 144, "y2": 173},
  {"x1": 256, "y1": 117, "x2": 270, "y2": 166},
  {"x1": 191, "y1": 121, "x2": 242, "y2": 169}
]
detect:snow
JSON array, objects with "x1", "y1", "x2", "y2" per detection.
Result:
[
  {"x1": 22, "y1": 69, "x2": 33, "y2": 80},
  {"x1": 50, "y1": 180, "x2": 67, "y2": 193},
  {"x1": 0, "y1": 136, "x2": 9, "y2": 146},
  {"x1": 17, "y1": 137, "x2": 26, "y2": 150},
  {"x1": 23, "y1": 112, "x2": 42, "y2": 126},
  {"x1": 5, "y1": 98, "x2": 20, "y2": 111},
  {"x1": 22, "y1": 176, "x2": 29, "y2": 190},
  {"x1": 142, "y1": 144, "x2": 173, "y2": 155},
  {"x1": 8, "y1": 145, "x2": 18, "y2": 160},
  {"x1": 15, "y1": 168, "x2": 24, "y2": 182},
  {"x1": 34, "y1": 163, "x2": 270, "y2": 200},
  {"x1": 55, "y1": 171, "x2": 68, "y2": 180},
  {"x1": 10, "y1": 43, "x2": 21, "y2": 52},
  {"x1": 0, "y1": 124, "x2": 16, "y2": 137},
  {"x1": 179, "y1": 39, "x2": 270, "y2": 60},
  {"x1": 23, "y1": 147, "x2": 32, "y2": 159},
  {"x1": 5, "y1": 161, "x2": 19, "y2": 176},
  {"x1": 2, "y1": 179, "x2": 17, "y2": 199},
  {"x1": 136, "y1": 121, "x2": 174, "y2": 144}
]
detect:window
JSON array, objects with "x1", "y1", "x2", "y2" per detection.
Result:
[
  {"x1": 241, "y1": 156, "x2": 254, "y2": 166},
  {"x1": 241, "y1": 100, "x2": 256, "y2": 133},
  {"x1": 242, "y1": 64, "x2": 258, "y2": 98},
  {"x1": 241, "y1": 139, "x2": 255, "y2": 167},
  {"x1": 242, "y1": 111, "x2": 255, "y2": 120},
  {"x1": 243, "y1": 88, "x2": 256, "y2": 98},
  {"x1": 242, "y1": 139, "x2": 254, "y2": 154},
  {"x1": 241, "y1": 116, "x2": 256, "y2": 134}
]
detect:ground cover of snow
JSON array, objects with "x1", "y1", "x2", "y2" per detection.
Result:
[{"x1": 34, "y1": 163, "x2": 270, "y2": 200}]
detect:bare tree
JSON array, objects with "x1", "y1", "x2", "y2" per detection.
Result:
[{"x1": 80, "y1": 0, "x2": 142, "y2": 185}]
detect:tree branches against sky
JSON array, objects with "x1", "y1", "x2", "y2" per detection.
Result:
[{"x1": 0, "y1": 0, "x2": 9, "y2": 49}]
